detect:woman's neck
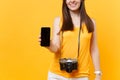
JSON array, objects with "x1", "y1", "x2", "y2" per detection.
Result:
[
  {"x1": 70, "y1": 10, "x2": 80, "y2": 17},
  {"x1": 69, "y1": 10, "x2": 81, "y2": 27}
]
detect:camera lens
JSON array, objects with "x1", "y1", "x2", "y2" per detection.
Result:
[{"x1": 66, "y1": 62, "x2": 73, "y2": 73}]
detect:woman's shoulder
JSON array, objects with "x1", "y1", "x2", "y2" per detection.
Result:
[
  {"x1": 53, "y1": 16, "x2": 60, "y2": 25},
  {"x1": 91, "y1": 18, "x2": 97, "y2": 33},
  {"x1": 53, "y1": 16, "x2": 62, "y2": 28},
  {"x1": 54, "y1": 16, "x2": 61, "y2": 20},
  {"x1": 91, "y1": 18, "x2": 96, "y2": 26}
]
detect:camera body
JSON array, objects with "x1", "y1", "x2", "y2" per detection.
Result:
[{"x1": 59, "y1": 58, "x2": 78, "y2": 73}]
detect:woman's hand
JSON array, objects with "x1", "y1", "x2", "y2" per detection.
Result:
[
  {"x1": 38, "y1": 35, "x2": 60, "y2": 53},
  {"x1": 38, "y1": 35, "x2": 49, "y2": 48},
  {"x1": 38, "y1": 35, "x2": 41, "y2": 43},
  {"x1": 38, "y1": 35, "x2": 44, "y2": 46}
]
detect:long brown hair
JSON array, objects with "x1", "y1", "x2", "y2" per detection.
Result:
[{"x1": 61, "y1": 0, "x2": 94, "y2": 33}]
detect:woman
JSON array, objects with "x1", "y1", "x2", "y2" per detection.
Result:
[{"x1": 39, "y1": 0, "x2": 102, "y2": 80}]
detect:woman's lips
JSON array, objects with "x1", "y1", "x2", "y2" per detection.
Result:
[{"x1": 69, "y1": 3, "x2": 77, "y2": 7}]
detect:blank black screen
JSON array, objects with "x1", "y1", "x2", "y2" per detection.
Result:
[{"x1": 41, "y1": 27, "x2": 50, "y2": 46}]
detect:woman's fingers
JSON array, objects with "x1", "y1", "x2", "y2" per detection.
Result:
[{"x1": 38, "y1": 35, "x2": 41, "y2": 42}]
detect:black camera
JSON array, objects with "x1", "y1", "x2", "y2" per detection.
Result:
[{"x1": 59, "y1": 58, "x2": 78, "y2": 73}]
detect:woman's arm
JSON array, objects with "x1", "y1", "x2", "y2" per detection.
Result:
[
  {"x1": 90, "y1": 20, "x2": 102, "y2": 79},
  {"x1": 46, "y1": 17, "x2": 61, "y2": 53}
]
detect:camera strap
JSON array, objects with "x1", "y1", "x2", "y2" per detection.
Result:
[{"x1": 77, "y1": 22, "x2": 82, "y2": 58}]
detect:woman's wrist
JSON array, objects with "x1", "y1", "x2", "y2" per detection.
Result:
[
  {"x1": 47, "y1": 40, "x2": 59, "y2": 53},
  {"x1": 94, "y1": 70, "x2": 102, "y2": 76}
]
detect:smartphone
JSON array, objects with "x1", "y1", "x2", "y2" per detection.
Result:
[{"x1": 40, "y1": 27, "x2": 50, "y2": 46}]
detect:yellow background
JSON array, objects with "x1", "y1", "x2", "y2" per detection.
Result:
[{"x1": 0, "y1": 0, "x2": 120, "y2": 80}]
